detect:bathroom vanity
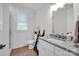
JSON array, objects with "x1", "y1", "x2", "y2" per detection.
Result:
[
  {"x1": 38, "y1": 37, "x2": 79, "y2": 56},
  {"x1": 37, "y1": 3, "x2": 79, "y2": 56}
]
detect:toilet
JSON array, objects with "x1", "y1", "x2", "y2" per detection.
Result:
[{"x1": 27, "y1": 40, "x2": 36, "y2": 49}]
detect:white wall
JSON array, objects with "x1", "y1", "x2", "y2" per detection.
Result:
[
  {"x1": 0, "y1": 4, "x2": 3, "y2": 55},
  {"x1": 52, "y1": 7, "x2": 67, "y2": 34},
  {"x1": 73, "y1": 3, "x2": 79, "y2": 21},
  {"x1": 67, "y1": 6, "x2": 74, "y2": 33},
  {"x1": 52, "y1": 4, "x2": 73, "y2": 34},
  {"x1": 35, "y1": 4, "x2": 52, "y2": 35},
  {"x1": 0, "y1": 4, "x2": 3, "y2": 44}
]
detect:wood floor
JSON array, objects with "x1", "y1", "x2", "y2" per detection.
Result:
[{"x1": 10, "y1": 46, "x2": 37, "y2": 56}]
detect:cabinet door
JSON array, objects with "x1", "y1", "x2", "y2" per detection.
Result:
[
  {"x1": 38, "y1": 39, "x2": 55, "y2": 56},
  {"x1": 55, "y1": 46, "x2": 75, "y2": 56}
]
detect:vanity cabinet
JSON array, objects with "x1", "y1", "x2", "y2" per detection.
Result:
[
  {"x1": 38, "y1": 39, "x2": 55, "y2": 56},
  {"x1": 55, "y1": 46, "x2": 75, "y2": 56},
  {"x1": 38, "y1": 38, "x2": 76, "y2": 56}
]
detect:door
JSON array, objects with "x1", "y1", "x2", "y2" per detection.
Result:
[
  {"x1": 0, "y1": 3, "x2": 3, "y2": 55},
  {"x1": 11, "y1": 5, "x2": 28, "y2": 49},
  {"x1": 0, "y1": 4, "x2": 10, "y2": 56}
]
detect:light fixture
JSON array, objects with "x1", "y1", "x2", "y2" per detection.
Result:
[{"x1": 50, "y1": 3, "x2": 66, "y2": 11}]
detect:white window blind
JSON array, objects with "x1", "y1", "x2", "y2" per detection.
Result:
[{"x1": 16, "y1": 13, "x2": 28, "y2": 31}]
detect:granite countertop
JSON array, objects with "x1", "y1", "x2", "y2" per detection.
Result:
[{"x1": 39, "y1": 37, "x2": 79, "y2": 56}]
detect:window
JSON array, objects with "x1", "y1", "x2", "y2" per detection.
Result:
[{"x1": 16, "y1": 13, "x2": 28, "y2": 31}]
